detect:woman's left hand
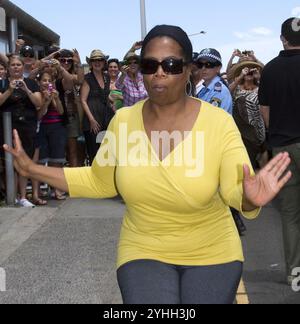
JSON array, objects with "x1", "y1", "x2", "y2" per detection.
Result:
[
  {"x1": 243, "y1": 152, "x2": 292, "y2": 207},
  {"x1": 73, "y1": 48, "x2": 81, "y2": 65}
]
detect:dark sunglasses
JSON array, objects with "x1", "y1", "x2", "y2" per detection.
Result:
[
  {"x1": 197, "y1": 62, "x2": 219, "y2": 69},
  {"x1": 23, "y1": 53, "x2": 34, "y2": 58},
  {"x1": 90, "y1": 58, "x2": 105, "y2": 63},
  {"x1": 140, "y1": 58, "x2": 187, "y2": 75},
  {"x1": 128, "y1": 60, "x2": 139, "y2": 65},
  {"x1": 59, "y1": 58, "x2": 73, "y2": 64}
]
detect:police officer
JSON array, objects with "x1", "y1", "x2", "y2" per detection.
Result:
[
  {"x1": 197, "y1": 49, "x2": 246, "y2": 236},
  {"x1": 197, "y1": 48, "x2": 233, "y2": 115}
]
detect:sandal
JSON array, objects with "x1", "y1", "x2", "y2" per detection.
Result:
[
  {"x1": 32, "y1": 198, "x2": 48, "y2": 206},
  {"x1": 54, "y1": 191, "x2": 67, "y2": 201}
]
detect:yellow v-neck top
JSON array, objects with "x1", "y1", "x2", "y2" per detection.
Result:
[{"x1": 64, "y1": 99, "x2": 260, "y2": 269}]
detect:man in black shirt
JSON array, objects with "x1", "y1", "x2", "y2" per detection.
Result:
[{"x1": 259, "y1": 18, "x2": 300, "y2": 286}]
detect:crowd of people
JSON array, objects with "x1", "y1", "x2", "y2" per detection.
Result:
[
  {"x1": 0, "y1": 39, "x2": 268, "y2": 208},
  {"x1": 0, "y1": 17, "x2": 299, "y2": 303}
]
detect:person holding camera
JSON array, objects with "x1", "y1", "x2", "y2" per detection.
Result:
[
  {"x1": 115, "y1": 42, "x2": 148, "y2": 107},
  {"x1": 226, "y1": 49, "x2": 264, "y2": 84},
  {"x1": 35, "y1": 70, "x2": 66, "y2": 202},
  {"x1": 0, "y1": 55, "x2": 42, "y2": 207},
  {"x1": 229, "y1": 61, "x2": 266, "y2": 169}
]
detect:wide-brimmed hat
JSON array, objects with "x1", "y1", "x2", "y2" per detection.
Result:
[
  {"x1": 124, "y1": 52, "x2": 140, "y2": 62},
  {"x1": 231, "y1": 61, "x2": 264, "y2": 79},
  {"x1": 86, "y1": 50, "x2": 109, "y2": 64}
]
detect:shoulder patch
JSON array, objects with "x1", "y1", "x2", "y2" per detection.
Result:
[{"x1": 210, "y1": 97, "x2": 222, "y2": 107}]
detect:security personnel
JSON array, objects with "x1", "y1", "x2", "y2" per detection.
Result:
[
  {"x1": 197, "y1": 49, "x2": 245, "y2": 236},
  {"x1": 197, "y1": 48, "x2": 233, "y2": 115}
]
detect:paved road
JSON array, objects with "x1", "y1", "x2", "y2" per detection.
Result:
[{"x1": 0, "y1": 198, "x2": 299, "y2": 304}]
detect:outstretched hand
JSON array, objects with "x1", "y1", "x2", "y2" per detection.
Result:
[
  {"x1": 243, "y1": 152, "x2": 292, "y2": 208},
  {"x1": 3, "y1": 130, "x2": 34, "y2": 178}
]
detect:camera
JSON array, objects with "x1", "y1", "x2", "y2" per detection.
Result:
[
  {"x1": 120, "y1": 60, "x2": 129, "y2": 66},
  {"x1": 15, "y1": 81, "x2": 23, "y2": 89},
  {"x1": 44, "y1": 59, "x2": 55, "y2": 65},
  {"x1": 242, "y1": 50, "x2": 252, "y2": 56},
  {"x1": 48, "y1": 84, "x2": 54, "y2": 92}
]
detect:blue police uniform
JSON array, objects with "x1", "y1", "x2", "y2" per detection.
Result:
[{"x1": 198, "y1": 76, "x2": 233, "y2": 115}]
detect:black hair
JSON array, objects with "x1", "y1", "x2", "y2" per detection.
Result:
[
  {"x1": 282, "y1": 18, "x2": 300, "y2": 46},
  {"x1": 59, "y1": 49, "x2": 74, "y2": 58},
  {"x1": 108, "y1": 58, "x2": 120, "y2": 67},
  {"x1": 141, "y1": 25, "x2": 193, "y2": 63},
  {"x1": 57, "y1": 49, "x2": 75, "y2": 74}
]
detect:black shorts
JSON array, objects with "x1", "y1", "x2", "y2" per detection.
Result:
[
  {"x1": 13, "y1": 122, "x2": 37, "y2": 159},
  {"x1": 0, "y1": 122, "x2": 36, "y2": 159}
]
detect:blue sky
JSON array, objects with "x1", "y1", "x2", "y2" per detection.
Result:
[{"x1": 13, "y1": 0, "x2": 300, "y2": 66}]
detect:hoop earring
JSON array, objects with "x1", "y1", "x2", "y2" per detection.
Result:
[{"x1": 186, "y1": 80, "x2": 193, "y2": 96}]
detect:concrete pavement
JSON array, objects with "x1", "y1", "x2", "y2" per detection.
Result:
[{"x1": 0, "y1": 197, "x2": 299, "y2": 304}]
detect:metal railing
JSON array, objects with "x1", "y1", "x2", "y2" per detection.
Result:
[{"x1": 2, "y1": 112, "x2": 15, "y2": 206}]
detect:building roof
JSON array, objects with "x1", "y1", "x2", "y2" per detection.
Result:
[{"x1": 0, "y1": 0, "x2": 60, "y2": 44}]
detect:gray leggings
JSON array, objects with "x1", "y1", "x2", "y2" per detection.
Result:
[{"x1": 117, "y1": 260, "x2": 243, "y2": 304}]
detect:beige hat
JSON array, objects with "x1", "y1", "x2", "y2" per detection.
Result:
[
  {"x1": 231, "y1": 61, "x2": 264, "y2": 79},
  {"x1": 86, "y1": 50, "x2": 109, "y2": 64},
  {"x1": 124, "y1": 52, "x2": 140, "y2": 62}
]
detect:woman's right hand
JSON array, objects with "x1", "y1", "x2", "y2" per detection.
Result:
[
  {"x1": 239, "y1": 68, "x2": 249, "y2": 78},
  {"x1": 90, "y1": 118, "x2": 101, "y2": 135},
  {"x1": 3, "y1": 130, "x2": 35, "y2": 178},
  {"x1": 9, "y1": 80, "x2": 17, "y2": 92}
]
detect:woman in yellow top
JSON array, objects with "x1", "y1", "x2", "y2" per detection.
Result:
[{"x1": 4, "y1": 25, "x2": 292, "y2": 304}]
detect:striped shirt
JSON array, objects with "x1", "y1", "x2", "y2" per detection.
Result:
[
  {"x1": 41, "y1": 103, "x2": 63, "y2": 124},
  {"x1": 115, "y1": 72, "x2": 148, "y2": 107}
]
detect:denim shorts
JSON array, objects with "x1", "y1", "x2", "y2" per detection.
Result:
[{"x1": 39, "y1": 122, "x2": 67, "y2": 164}]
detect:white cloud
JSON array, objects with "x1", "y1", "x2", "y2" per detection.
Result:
[
  {"x1": 251, "y1": 27, "x2": 273, "y2": 36},
  {"x1": 234, "y1": 27, "x2": 273, "y2": 41},
  {"x1": 233, "y1": 32, "x2": 251, "y2": 40}
]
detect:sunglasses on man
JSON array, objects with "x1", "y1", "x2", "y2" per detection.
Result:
[
  {"x1": 197, "y1": 62, "x2": 219, "y2": 69},
  {"x1": 23, "y1": 53, "x2": 34, "y2": 58},
  {"x1": 140, "y1": 58, "x2": 188, "y2": 75}
]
